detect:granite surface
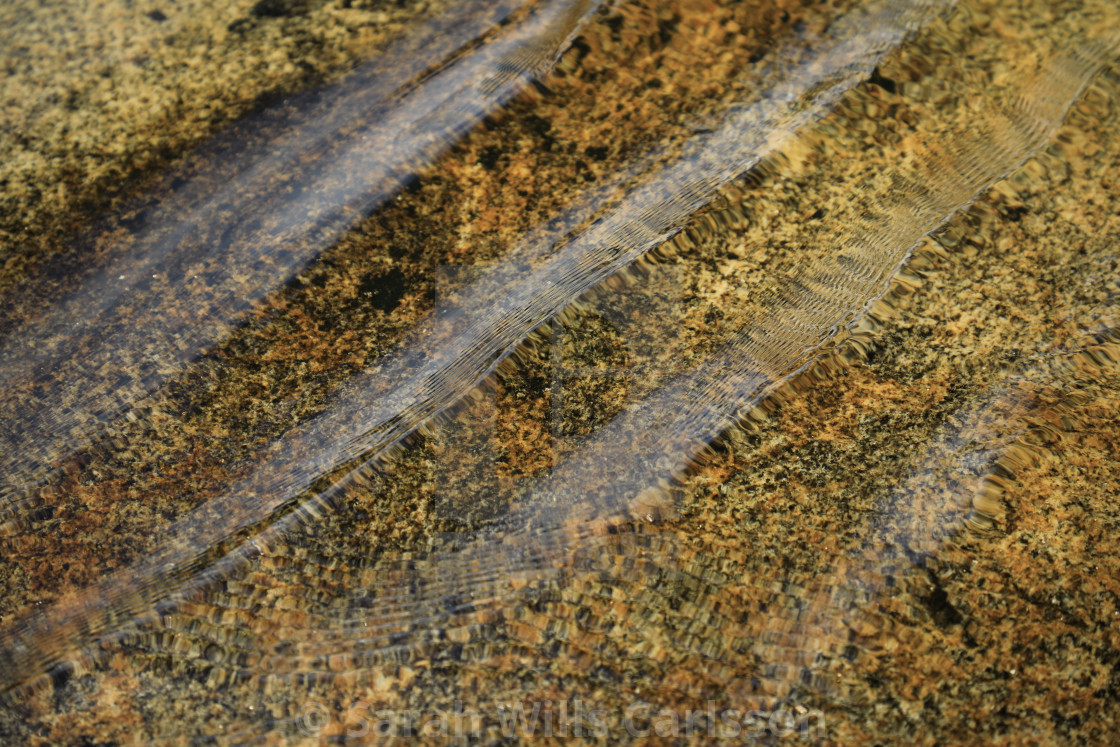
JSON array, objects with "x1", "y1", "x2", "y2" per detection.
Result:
[{"x1": 1, "y1": 0, "x2": 1119, "y2": 744}]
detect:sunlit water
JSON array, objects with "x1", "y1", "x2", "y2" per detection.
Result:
[{"x1": 1, "y1": 0, "x2": 1119, "y2": 743}]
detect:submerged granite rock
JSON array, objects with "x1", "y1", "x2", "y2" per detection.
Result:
[{"x1": 1, "y1": 0, "x2": 1119, "y2": 743}]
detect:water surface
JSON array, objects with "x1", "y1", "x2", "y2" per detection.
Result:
[{"x1": 1, "y1": 0, "x2": 1119, "y2": 743}]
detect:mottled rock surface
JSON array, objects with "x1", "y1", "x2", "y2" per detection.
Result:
[{"x1": 1, "y1": 0, "x2": 1118, "y2": 744}]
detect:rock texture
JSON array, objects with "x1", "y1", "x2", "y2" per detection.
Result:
[{"x1": 1, "y1": 0, "x2": 1118, "y2": 744}]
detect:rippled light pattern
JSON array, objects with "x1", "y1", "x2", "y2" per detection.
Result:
[{"x1": 1, "y1": 0, "x2": 1119, "y2": 743}]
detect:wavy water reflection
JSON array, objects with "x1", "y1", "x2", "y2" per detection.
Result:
[{"x1": 1, "y1": 0, "x2": 1119, "y2": 743}]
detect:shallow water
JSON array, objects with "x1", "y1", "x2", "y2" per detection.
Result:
[{"x1": 1, "y1": 0, "x2": 1119, "y2": 743}]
